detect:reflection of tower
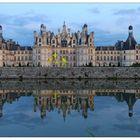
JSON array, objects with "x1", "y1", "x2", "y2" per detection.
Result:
[
  {"x1": 43, "y1": 97, "x2": 47, "y2": 117},
  {"x1": 124, "y1": 93, "x2": 136, "y2": 117},
  {"x1": 57, "y1": 96, "x2": 61, "y2": 114},
  {"x1": 67, "y1": 97, "x2": 71, "y2": 115},
  {"x1": 127, "y1": 95, "x2": 136, "y2": 117},
  {"x1": 34, "y1": 96, "x2": 38, "y2": 112},
  {"x1": 0, "y1": 99, "x2": 3, "y2": 118},
  {"x1": 61, "y1": 96, "x2": 67, "y2": 121},
  {"x1": 89, "y1": 95, "x2": 94, "y2": 111},
  {"x1": 82, "y1": 98, "x2": 88, "y2": 119}
]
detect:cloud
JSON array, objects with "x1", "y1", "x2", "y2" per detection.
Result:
[
  {"x1": 113, "y1": 7, "x2": 140, "y2": 15},
  {"x1": 0, "y1": 11, "x2": 52, "y2": 46},
  {"x1": 88, "y1": 8, "x2": 100, "y2": 14},
  {"x1": 114, "y1": 9, "x2": 136, "y2": 15}
]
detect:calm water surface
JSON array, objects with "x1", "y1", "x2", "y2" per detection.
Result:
[{"x1": 0, "y1": 80, "x2": 139, "y2": 137}]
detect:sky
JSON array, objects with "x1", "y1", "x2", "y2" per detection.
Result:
[{"x1": 0, "y1": 3, "x2": 140, "y2": 46}]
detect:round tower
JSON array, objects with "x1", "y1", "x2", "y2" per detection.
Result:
[{"x1": 0, "y1": 25, "x2": 3, "y2": 38}]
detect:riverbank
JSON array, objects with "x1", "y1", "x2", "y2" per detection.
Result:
[{"x1": 0, "y1": 67, "x2": 140, "y2": 79}]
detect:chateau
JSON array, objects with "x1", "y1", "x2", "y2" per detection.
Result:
[
  {"x1": 0, "y1": 23, "x2": 140, "y2": 67},
  {"x1": 33, "y1": 22, "x2": 94, "y2": 67}
]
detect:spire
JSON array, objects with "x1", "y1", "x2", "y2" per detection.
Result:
[{"x1": 62, "y1": 21, "x2": 67, "y2": 33}]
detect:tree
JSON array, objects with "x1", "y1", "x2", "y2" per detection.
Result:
[
  {"x1": 38, "y1": 62, "x2": 40, "y2": 67},
  {"x1": 27, "y1": 62, "x2": 29, "y2": 67},
  {"x1": 118, "y1": 62, "x2": 121, "y2": 67},
  {"x1": 19, "y1": 62, "x2": 21, "y2": 67},
  {"x1": 88, "y1": 62, "x2": 93, "y2": 67},
  {"x1": 131, "y1": 63, "x2": 140, "y2": 67},
  {"x1": 3, "y1": 62, "x2": 5, "y2": 67}
]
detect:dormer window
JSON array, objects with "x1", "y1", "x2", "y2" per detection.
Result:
[
  {"x1": 61, "y1": 40, "x2": 67, "y2": 47},
  {"x1": 52, "y1": 40, "x2": 55, "y2": 44}
]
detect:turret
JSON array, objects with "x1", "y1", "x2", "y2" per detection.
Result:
[
  {"x1": 128, "y1": 25, "x2": 133, "y2": 37},
  {"x1": 0, "y1": 25, "x2": 2, "y2": 38},
  {"x1": 0, "y1": 25, "x2": 3, "y2": 42},
  {"x1": 82, "y1": 24, "x2": 88, "y2": 35},
  {"x1": 40, "y1": 24, "x2": 46, "y2": 35},
  {"x1": 68, "y1": 28, "x2": 70, "y2": 37},
  {"x1": 34, "y1": 31, "x2": 37, "y2": 45},
  {"x1": 124, "y1": 25, "x2": 137, "y2": 49}
]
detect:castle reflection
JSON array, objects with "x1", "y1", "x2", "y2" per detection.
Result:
[{"x1": 0, "y1": 88, "x2": 139, "y2": 119}]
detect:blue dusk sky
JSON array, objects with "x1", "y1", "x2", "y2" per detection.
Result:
[{"x1": 0, "y1": 3, "x2": 140, "y2": 46}]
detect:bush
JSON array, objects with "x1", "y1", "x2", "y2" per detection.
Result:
[{"x1": 131, "y1": 63, "x2": 140, "y2": 67}]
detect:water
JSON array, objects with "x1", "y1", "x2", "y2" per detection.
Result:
[{"x1": 0, "y1": 79, "x2": 139, "y2": 137}]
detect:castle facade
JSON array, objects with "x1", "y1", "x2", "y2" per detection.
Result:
[{"x1": 0, "y1": 23, "x2": 140, "y2": 67}]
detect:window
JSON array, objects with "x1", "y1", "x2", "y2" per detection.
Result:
[
  {"x1": 39, "y1": 38, "x2": 41, "y2": 42},
  {"x1": 25, "y1": 56, "x2": 27, "y2": 61},
  {"x1": 136, "y1": 55, "x2": 138, "y2": 60},
  {"x1": 107, "y1": 56, "x2": 109, "y2": 60},
  {"x1": 117, "y1": 56, "x2": 119, "y2": 61},
  {"x1": 38, "y1": 55, "x2": 40, "y2": 60},
  {"x1": 124, "y1": 56, "x2": 125, "y2": 60},
  {"x1": 100, "y1": 56, "x2": 102, "y2": 61},
  {"x1": 29, "y1": 56, "x2": 32, "y2": 60},
  {"x1": 111, "y1": 56, "x2": 113, "y2": 60},
  {"x1": 97, "y1": 56, "x2": 99, "y2": 60},
  {"x1": 114, "y1": 56, "x2": 116, "y2": 61},
  {"x1": 18, "y1": 56, "x2": 20, "y2": 61},
  {"x1": 136, "y1": 50, "x2": 138, "y2": 53},
  {"x1": 73, "y1": 40, "x2": 75, "y2": 44},
  {"x1": 104, "y1": 56, "x2": 106, "y2": 61}
]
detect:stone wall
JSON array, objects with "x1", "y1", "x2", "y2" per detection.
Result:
[{"x1": 0, "y1": 67, "x2": 140, "y2": 79}]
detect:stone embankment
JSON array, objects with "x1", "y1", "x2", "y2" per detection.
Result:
[{"x1": 0, "y1": 67, "x2": 139, "y2": 79}]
